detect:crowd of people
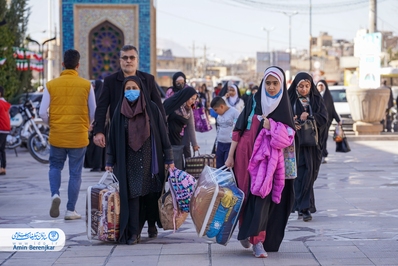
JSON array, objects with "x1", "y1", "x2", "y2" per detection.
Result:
[{"x1": 38, "y1": 45, "x2": 377, "y2": 258}]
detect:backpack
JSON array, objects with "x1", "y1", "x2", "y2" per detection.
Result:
[{"x1": 168, "y1": 168, "x2": 196, "y2": 213}]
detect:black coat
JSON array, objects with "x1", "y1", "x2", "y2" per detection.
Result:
[
  {"x1": 93, "y1": 70, "x2": 166, "y2": 135},
  {"x1": 107, "y1": 98, "x2": 173, "y2": 243},
  {"x1": 317, "y1": 80, "x2": 340, "y2": 127}
]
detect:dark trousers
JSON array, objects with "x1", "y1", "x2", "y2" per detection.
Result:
[
  {"x1": 216, "y1": 142, "x2": 231, "y2": 168},
  {"x1": 128, "y1": 197, "x2": 140, "y2": 237},
  {"x1": 0, "y1": 133, "x2": 6, "y2": 168}
]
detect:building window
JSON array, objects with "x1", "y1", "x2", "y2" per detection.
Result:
[{"x1": 89, "y1": 21, "x2": 124, "y2": 80}]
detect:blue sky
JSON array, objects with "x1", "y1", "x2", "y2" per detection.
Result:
[{"x1": 28, "y1": 0, "x2": 398, "y2": 63}]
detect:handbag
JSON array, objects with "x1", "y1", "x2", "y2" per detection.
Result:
[
  {"x1": 295, "y1": 104, "x2": 318, "y2": 147},
  {"x1": 335, "y1": 128, "x2": 351, "y2": 153},
  {"x1": 158, "y1": 182, "x2": 188, "y2": 231},
  {"x1": 193, "y1": 103, "x2": 212, "y2": 133},
  {"x1": 185, "y1": 151, "x2": 217, "y2": 179}
]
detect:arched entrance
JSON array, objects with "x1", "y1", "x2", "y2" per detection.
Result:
[{"x1": 89, "y1": 21, "x2": 124, "y2": 80}]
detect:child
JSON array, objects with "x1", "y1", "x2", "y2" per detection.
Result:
[
  {"x1": 210, "y1": 96, "x2": 240, "y2": 168},
  {"x1": 0, "y1": 86, "x2": 11, "y2": 175}
]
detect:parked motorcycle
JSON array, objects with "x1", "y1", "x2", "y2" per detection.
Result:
[{"x1": 7, "y1": 98, "x2": 50, "y2": 163}]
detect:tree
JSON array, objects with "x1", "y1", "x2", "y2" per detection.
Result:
[{"x1": 0, "y1": 0, "x2": 31, "y2": 100}]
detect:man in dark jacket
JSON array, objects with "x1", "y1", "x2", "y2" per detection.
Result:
[{"x1": 93, "y1": 45, "x2": 166, "y2": 147}]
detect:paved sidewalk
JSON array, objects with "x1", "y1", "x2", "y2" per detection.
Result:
[{"x1": 0, "y1": 126, "x2": 398, "y2": 266}]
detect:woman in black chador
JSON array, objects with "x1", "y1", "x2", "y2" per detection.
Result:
[
  {"x1": 106, "y1": 76, "x2": 174, "y2": 245},
  {"x1": 316, "y1": 80, "x2": 341, "y2": 163},
  {"x1": 288, "y1": 72, "x2": 328, "y2": 222}
]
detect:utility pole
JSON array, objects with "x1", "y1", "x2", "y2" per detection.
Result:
[
  {"x1": 282, "y1": 11, "x2": 298, "y2": 73},
  {"x1": 262, "y1": 27, "x2": 275, "y2": 52},
  {"x1": 369, "y1": 0, "x2": 377, "y2": 33},
  {"x1": 191, "y1": 41, "x2": 196, "y2": 78},
  {"x1": 309, "y1": 0, "x2": 312, "y2": 72},
  {"x1": 203, "y1": 44, "x2": 207, "y2": 78}
]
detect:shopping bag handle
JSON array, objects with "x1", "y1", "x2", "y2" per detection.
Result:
[{"x1": 98, "y1": 170, "x2": 119, "y2": 184}]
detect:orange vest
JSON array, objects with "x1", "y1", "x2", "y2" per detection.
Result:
[{"x1": 46, "y1": 69, "x2": 91, "y2": 148}]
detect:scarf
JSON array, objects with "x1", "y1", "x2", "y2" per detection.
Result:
[
  {"x1": 261, "y1": 67, "x2": 284, "y2": 117},
  {"x1": 120, "y1": 96, "x2": 150, "y2": 151},
  {"x1": 296, "y1": 80, "x2": 310, "y2": 110},
  {"x1": 175, "y1": 103, "x2": 191, "y2": 119}
]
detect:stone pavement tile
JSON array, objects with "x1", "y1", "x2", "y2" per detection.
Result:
[
  {"x1": 53, "y1": 256, "x2": 106, "y2": 265},
  {"x1": 2, "y1": 258, "x2": 56, "y2": 266},
  {"x1": 160, "y1": 243, "x2": 208, "y2": 255},
  {"x1": 305, "y1": 241, "x2": 356, "y2": 247},
  {"x1": 112, "y1": 244, "x2": 162, "y2": 256},
  {"x1": 0, "y1": 252, "x2": 13, "y2": 260},
  {"x1": 278, "y1": 241, "x2": 309, "y2": 252},
  {"x1": 157, "y1": 254, "x2": 209, "y2": 266},
  {"x1": 369, "y1": 257, "x2": 398, "y2": 265},
  {"x1": 11, "y1": 250, "x2": 62, "y2": 259},
  {"x1": 353, "y1": 240, "x2": 398, "y2": 252},
  {"x1": 106, "y1": 255, "x2": 160, "y2": 266},
  {"x1": 211, "y1": 253, "x2": 266, "y2": 266},
  {"x1": 58, "y1": 245, "x2": 114, "y2": 257},
  {"x1": 316, "y1": 258, "x2": 374, "y2": 265},
  {"x1": 263, "y1": 253, "x2": 320, "y2": 266}
]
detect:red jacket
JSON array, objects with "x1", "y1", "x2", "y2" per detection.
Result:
[{"x1": 0, "y1": 99, "x2": 11, "y2": 132}]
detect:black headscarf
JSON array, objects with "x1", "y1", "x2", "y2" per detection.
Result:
[
  {"x1": 171, "y1": 72, "x2": 186, "y2": 93},
  {"x1": 316, "y1": 80, "x2": 340, "y2": 124},
  {"x1": 288, "y1": 72, "x2": 324, "y2": 116},
  {"x1": 234, "y1": 66, "x2": 295, "y2": 135},
  {"x1": 163, "y1": 86, "x2": 197, "y2": 115}
]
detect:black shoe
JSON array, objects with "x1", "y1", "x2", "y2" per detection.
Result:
[
  {"x1": 90, "y1": 168, "x2": 102, "y2": 172},
  {"x1": 298, "y1": 211, "x2": 303, "y2": 219},
  {"x1": 302, "y1": 210, "x2": 312, "y2": 222},
  {"x1": 127, "y1": 234, "x2": 140, "y2": 245},
  {"x1": 148, "y1": 226, "x2": 158, "y2": 238}
]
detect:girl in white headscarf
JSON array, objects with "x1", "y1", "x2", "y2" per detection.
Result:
[{"x1": 222, "y1": 84, "x2": 245, "y2": 113}]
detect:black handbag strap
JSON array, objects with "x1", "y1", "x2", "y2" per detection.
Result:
[{"x1": 294, "y1": 101, "x2": 313, "y2": 117}]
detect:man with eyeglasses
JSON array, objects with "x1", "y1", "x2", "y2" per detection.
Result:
[
  {"x1": 93, "y1": 45, "x2": 166, "y2": 149},
  {"x1": 92, "y1": 45, "x2": 166, "y2": 241}
]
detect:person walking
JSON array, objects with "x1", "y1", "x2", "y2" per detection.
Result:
[
  {"x1": 165, "y1": 72, "x2": 186, "y2": 99},
  {"x1": 106, "y1": 76, "x2": 174, "y2": 244},
  {"x1": 39, "y1": 49, "x2": 96, "y2": 220},
  {"x1": 93, "y1": 45, "x2": 166, "y2": 149},
  {"x1": 288, "y1": 72, "x2": 327, "y2": 222},
  {"x1": 222, "y1": 84, "x2": 245, "y2": 113},
  {"x1": 316, "y1": 80, "x2": 341, "y2": 163},
  {"x1": 225, "y1": 66, "x2": 297, "y2": 258},
  {"x1": 92, "y1": 45, "x2": 166, "y2": 235},
  {"x1": 210, "y1": 96, "x2": 239, "y2": 168},
  {"x1": 0, "y1": 86, "x2": 10, "y2": 175},
  {"x1": 163, "y1": 86, "x2": 200, "y2": 152}
]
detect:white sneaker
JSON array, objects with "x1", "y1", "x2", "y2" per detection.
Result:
[
  {"x1": 252, "y1": 242, "x2": 268, "y2": 258},
  {"x1": 49, "y1": 194, "x2": 61, "y2": 218},
  {"x1": 239, "y1": 238, "x2": 251, "y2": 248},
  {"x1": 64, "y1": 210, "x2": 81, "y2": 220}
]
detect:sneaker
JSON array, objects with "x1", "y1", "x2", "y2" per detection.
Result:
[
  {"x1": 64, "y1": 210, "x2": 81, "y2": 220},
  {"x1": 49, "y1": 194, "x2": 61, "y2": 218},
  {"x1": 321, "y1": 157, "x2": 327, "y2": 164},
  {"x1": 239, "y1": 238, "x2": 251, "y2": 248},
  {"x1": 252, "y1": 242, "x2": 268, "y2": 258}
]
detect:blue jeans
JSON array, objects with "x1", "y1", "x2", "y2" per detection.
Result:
[
  {"x1": 49, "y1": 145, "x2": 86, "y2": 211},
  {"x1": 216, "y1": 142, "x2": 231, "y2": 168}
]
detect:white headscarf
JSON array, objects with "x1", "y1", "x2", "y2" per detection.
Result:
[
  {"x1": 227, "y1": 84, "x2": 239, "y2": 106},
  {"x1": 261, "y1": 67, "x2": 284, "y2": 116}
]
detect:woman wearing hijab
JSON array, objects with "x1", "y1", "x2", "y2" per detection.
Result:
[
  {"x1": 165, "y1": 72, "x2": 186, "y2": 99},
  {"x1": 106, "y1": 76, "x2": 174, "y2": 245},
  {"x1": 316, "y1": 80, "x2": 341, "y2": 163},
  {"x1": 163, "y1": 86, "x2": 200, "y2": 151},
  {"x1": 222, "y1": 84, "x2": 245, "y2": 113},
  {"x1": 288, "y1": 73, "x2": 328, "y2": 222},
  {"x1": 225, "y1": 66, "x2": 298, "y2": 258}
]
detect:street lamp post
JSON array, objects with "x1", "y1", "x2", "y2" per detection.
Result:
[
  {"x1": 26, "y1": 36, "x2": 56, "y2": 88},
  {"x1": 282, "y1": 11, "x2": 298, "y2": 73},
  {"x1": 262, "y1": 27, "x2": 275, "y2": 52}
]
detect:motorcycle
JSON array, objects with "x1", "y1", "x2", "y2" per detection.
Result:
[{"x1": 7, "y1": 98, "x2": 50, "y2": 163}]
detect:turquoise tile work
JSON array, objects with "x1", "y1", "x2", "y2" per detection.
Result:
[{"x1": 61, "y1": 0, "x2": 152, "y2": 72}]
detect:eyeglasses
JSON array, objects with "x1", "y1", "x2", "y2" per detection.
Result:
[{"x1": 120, "y1": 55, "x2": 136, "y2": 61}]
